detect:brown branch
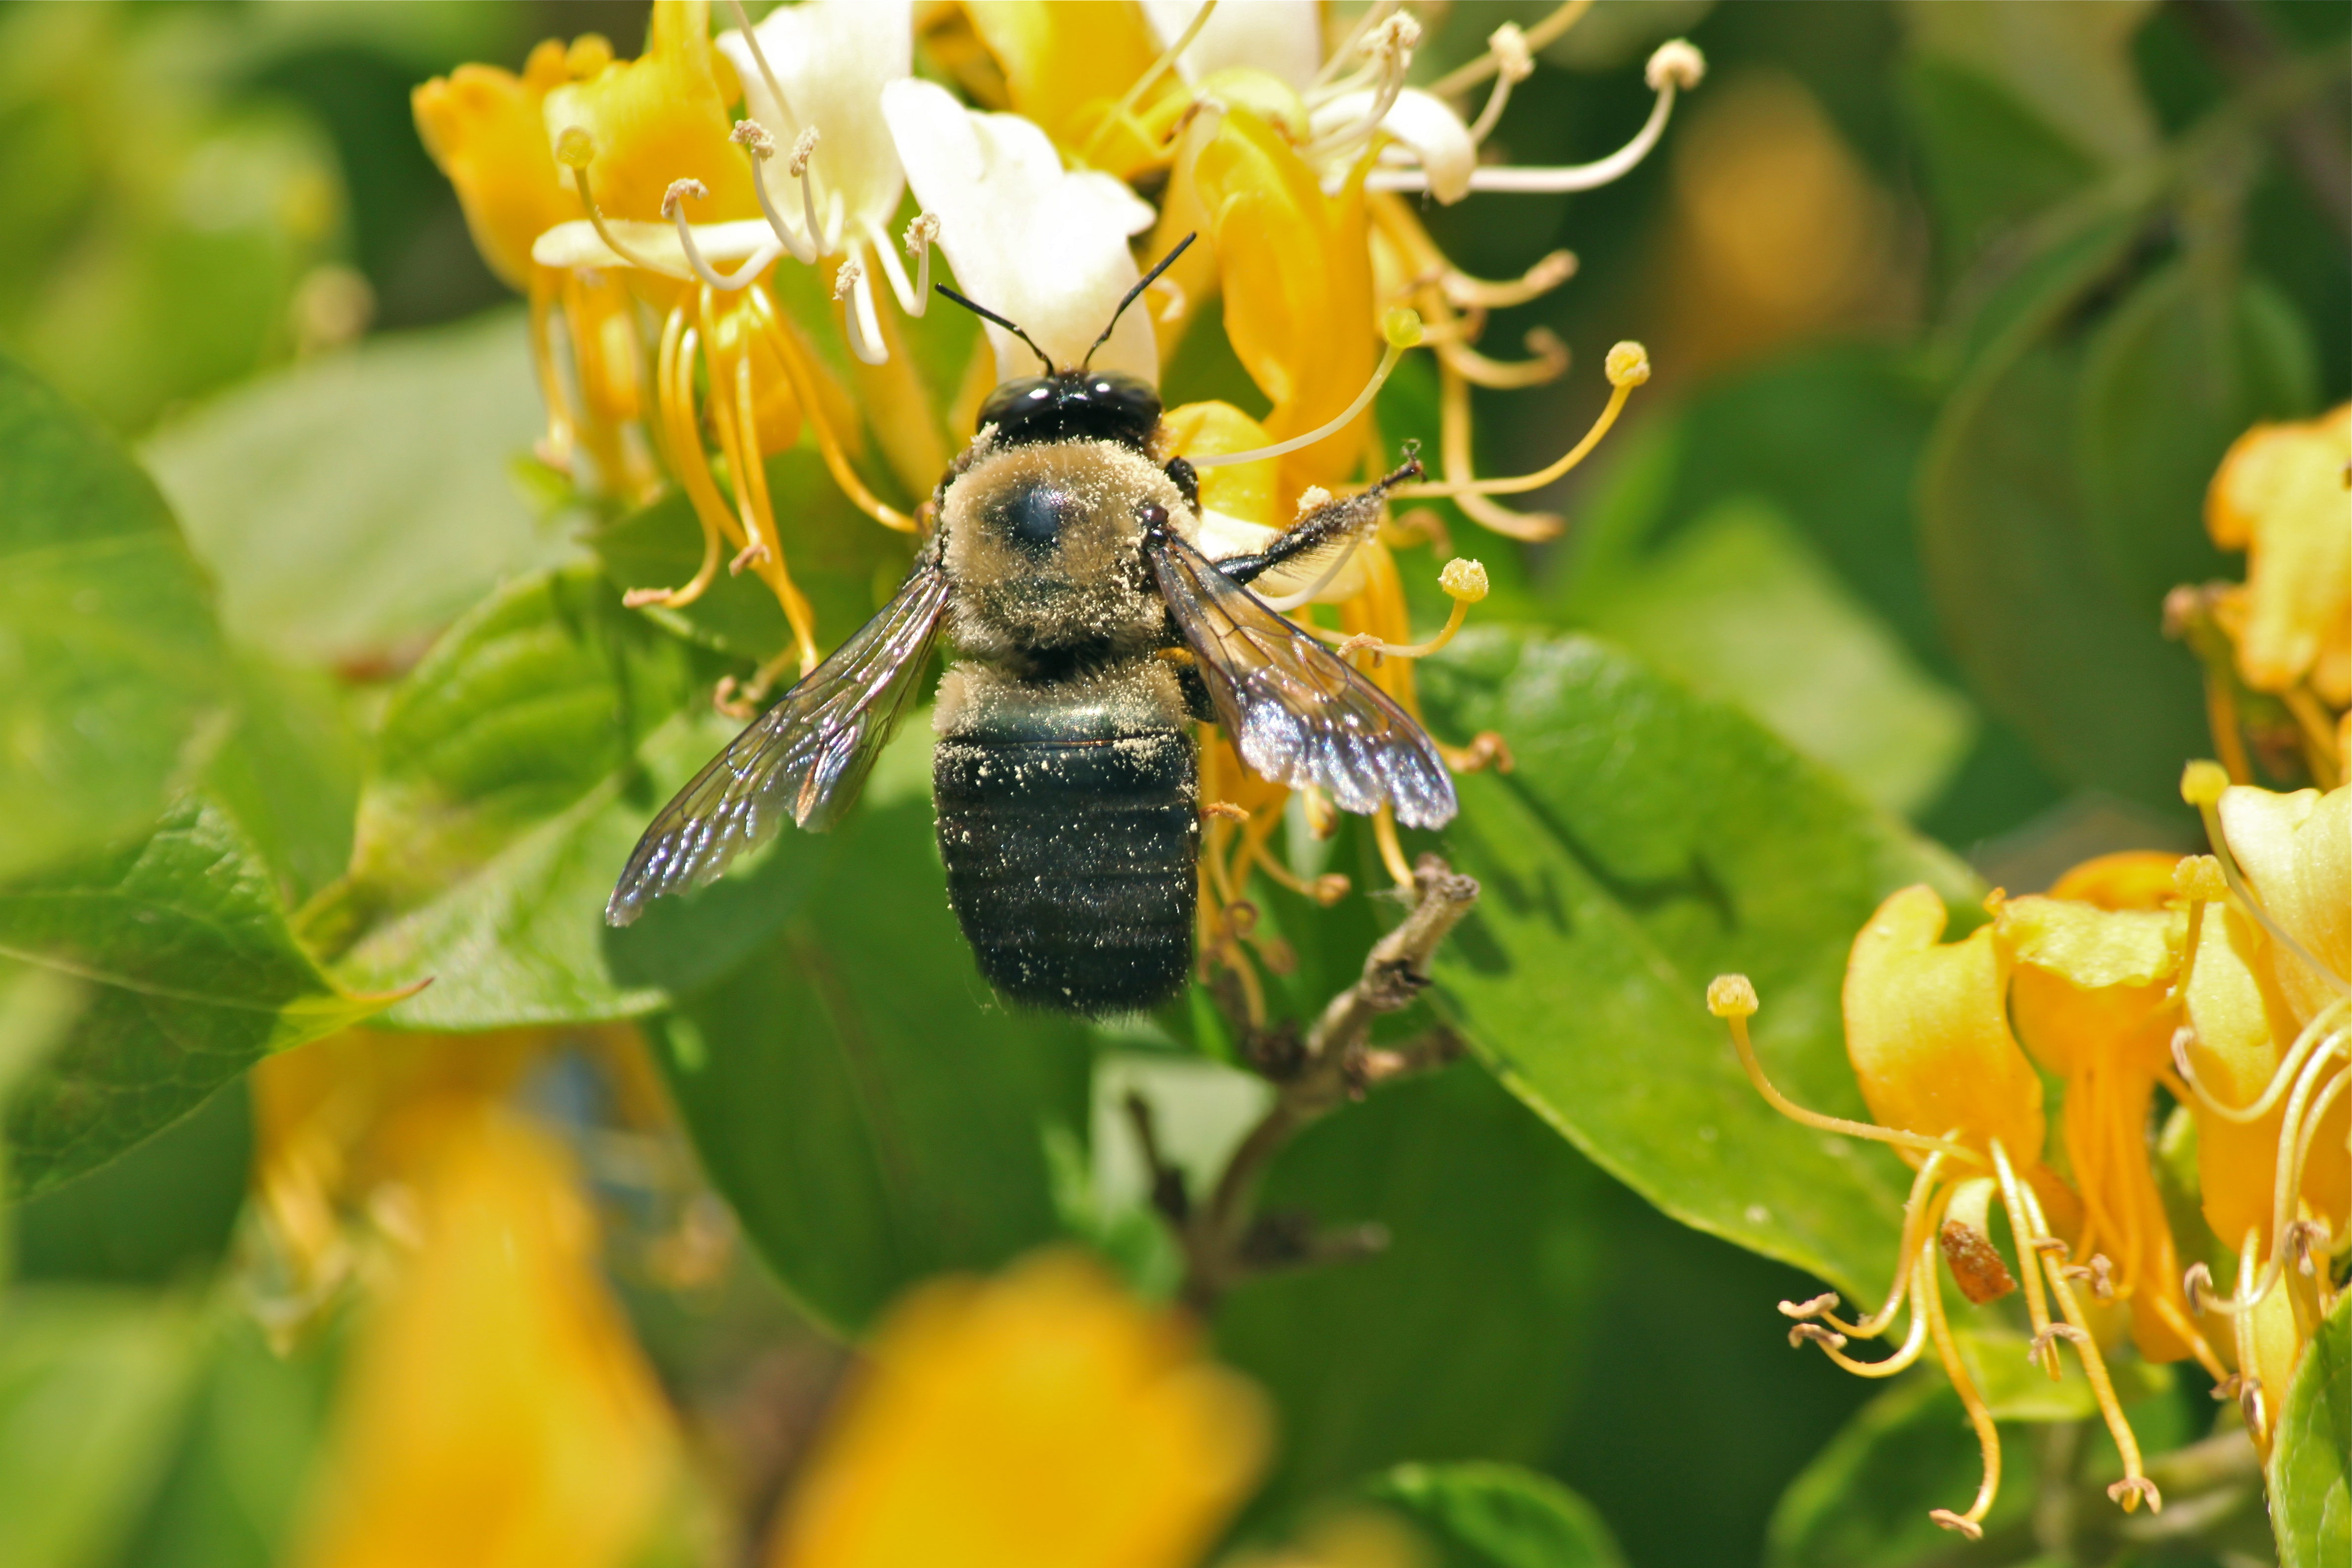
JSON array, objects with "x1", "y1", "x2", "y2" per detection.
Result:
[{"x1": 1172, "y1": 854, "x2": 1478, "y2": 1310}]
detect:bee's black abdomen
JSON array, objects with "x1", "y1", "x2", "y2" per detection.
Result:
[{"x1": 934, "y1": 720, "x2": 1196, "y2": 1015}]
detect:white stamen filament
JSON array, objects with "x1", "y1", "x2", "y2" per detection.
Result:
[
  {"x1": 723, "y1": 0, "x2": 799, "y2": 127},
  {"x1": 1310, "y1": 0, "x2": 1398, "y2": 92},
  {"x1": 736, "y1": 118, "x2": 819, "y2": 265},
  {"x1": 666, "y1": 179, "x2": 782, "y2": 291},
  {"x1": 1258, "y1": 532, "x2": 1367, "y2": 612},
  {"x1": 868, "y1": 212, "x2": 937, "y2": 318},
  {"x1": 2173, "y1": 1002, "x2": 2348, "y2": 1125},
  {"x1": 837, "y1": 254, "x2": 885, "y2": 365},
  {"x1": 1191, "y1": 339, "x2": 1409, "y2": 470},
  {"x1": 1301, "y1": 17, "x2": 1419, "y2": 162},
  {"x1": 1366, "y1": 40, "x2": 1701, "y2": 195},
  {"x1": 1465, "y1": 24, "x2": 1533, "y2": 144}
]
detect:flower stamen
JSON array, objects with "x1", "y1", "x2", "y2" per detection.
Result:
[
  {"x1": 665, "y1": 178, "x2": 781, "y2": 291},
  {"x1": 1463, "y1": 24, "x2": 1535, "y2": 145},
  {"x1": 1192, "y1": 310, "x2": 1422, "y2": 470},
  {"x1": 555, "y1": 128, "x2": 693, "y2": 281},
  {"x1": 1397, "y1": 341, "x2": 1648, "y2": 500}
]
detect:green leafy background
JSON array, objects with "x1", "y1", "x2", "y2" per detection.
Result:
[{"x1": 0, "y1": 2, "x2": 2344, "y2": 1566}]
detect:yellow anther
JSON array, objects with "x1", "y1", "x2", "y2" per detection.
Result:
[
  {"x1": 1384, "y1": 307, "x2": 1425, "y2": 349},
  {"x1": 2180, "y1": 758, "x2": 2230, "y2": 806},
  {"x1": 2174, "y1": 854, "x2": 2229, "y2": 901},
  {"x1": 1439, "y1": 558, "x2": 1489, "y2": 603},
  {"x1": 565, "y1": 34, "x2": 613, "y2": 78},
  {"x1": 1708, "y1": 974, "x2": 1760, "y2": 1019},
  {"x1": 1605, "y1": 341, "x2": 1652, "y2": 388},
  {"x1": 554, "y1": 126, "x2": 596, "y2": 170}
]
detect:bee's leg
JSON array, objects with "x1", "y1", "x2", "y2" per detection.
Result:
[{"x1": 1213, "y1": 456, "x2": 1424, "y2": 585}]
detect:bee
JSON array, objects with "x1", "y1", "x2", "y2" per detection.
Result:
[{"x1": 605, "y1": 238, "x2": 1456, "y2": 1014}]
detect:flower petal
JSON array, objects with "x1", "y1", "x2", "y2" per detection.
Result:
[
  {"x1": 1842, "y1": 884, "x2": 2045, "y2": 1165},
  {"x1": 1141, "y1": 0, "x2": 1321, "y2": 92},
  {"x1": 882, "y1": 80, "x2": 1157, "y2": 383},
  {"x1": 2205, "y1": 405, "x2": 2352, "y2": 705},
  {"x1": 2218, "y1": 784, "x2": 2347, "y2": 1029},
  {"x1": 717, "y1": 0, "x2": 912, "y2": 240},
  {"x1": 413, "y1": 42, "x2": 580, "y2": 291},
  {"x1": 1311, "y1": 88, "x2": 1478, "y2": 204},
  {"x1": 542, "y1": 0, "x2": 755, "y2": 223}
]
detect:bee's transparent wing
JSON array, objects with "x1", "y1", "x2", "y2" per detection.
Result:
[
  {"x1": 606, "y1": 554, "x2": 950, "y2": 926},
  {"x1": 1147, "y1": 529, "x2": 1456, "y2": 829}
]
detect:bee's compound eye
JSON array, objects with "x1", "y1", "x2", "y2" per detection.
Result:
[{"x1": 998, "y1": 483, "x2": 1084, "y2": 559}]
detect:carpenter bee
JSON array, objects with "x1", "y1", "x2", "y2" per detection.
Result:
[{"x1": 606, "y1": 237, "x2": 1456, "y2": 1014}]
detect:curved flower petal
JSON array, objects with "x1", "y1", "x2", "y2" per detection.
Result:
[
  {"x1": 542, "y1": 0, "x2": 755, "y2": 223},
  {"x1": 765, "y1": 1252, "x2": 1268, "y2": 1568},
  {"x1": 413, "y1": 41, "x2": 580, "y2": 291},
  {"x1": 882, "y1": 79, "x2": 1156, "y2": 383},
  {"x1": 962, "y1": 0, "x2": 1169, "y2": 152},
  {"x1": 1842, "y1": 884, "x2": 2046, "y2": 1166},
  {"x1": 1312, "y1": 87, "x2": 1477, "y2": 204},
  {"x1": 1142, "y1": 0, "x2": 1321, "y2": 92},
  {"x1": 2217, "y1": 783, "x2": 2347, "y2": 1027},
  {"x1": 717, "y1": 0, "x2": 912, "y2": 244},
  {"x1": 2182, "y1": 900, "x2": 2301, "y2": 1247},
  {"x1": 2205, "y1": 405, "x2": 2352, "y2": 705},
  {"x1": 533, "y1": 215, "x2": 780, "y2": 272}
]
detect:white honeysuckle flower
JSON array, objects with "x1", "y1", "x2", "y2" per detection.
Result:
[
  {"x1": 881, "y1": 79, "x2": 1158, "y2": 386},
  {"x1": 1141, "y1": 0, "x2": 1320, "y2": 92},
  {"x1": 715, "y1": 0, "x2": 912, "y2": 261}
]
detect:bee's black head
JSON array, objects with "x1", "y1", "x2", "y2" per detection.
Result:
[{"x1": 977, "y1": 370, "x2": 1161, "y2": 451}]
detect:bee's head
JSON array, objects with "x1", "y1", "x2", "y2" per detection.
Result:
[
  {"x1": 977, "y1": 370, "x2": 1161, "y2": 451},
  {"x1": 936, "y1": 234, "x2": 1196, "y2": 456}
]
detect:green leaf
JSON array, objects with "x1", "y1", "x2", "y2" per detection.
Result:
[
  {"x1": 1361, "y1": 1462, "x2": 1628, "y2": 1568},
  {"x1": 0, "y1": 349, "x2": 233, "y2": 883},
  {"x1": 199, "y1": 650, "x2": 366, "y2": 909},
  {"x1": 2076, "y1": 260, "x2": 2318, "y2": 617},
  {"x1": 1919, "y1": 337, "x2": 2208, "y2": 812},
  {"x1": 1, "y1": 798, "x2": 392, "y2": 1196},
  {"x1": 1899, "y1": 57, "x2": 2100, "y2": 280},
  {"x1": 140, "y1": 308, "x2": 580, "y2": 666},
  {"x1": 11, "y1": 1079, "x2": 250, "y2": 1286},
  {"x1": 2271, "y1": 1290, "x2": 2351, "y2": 1568},
  {"x1": 1419, "y1": 629, "x2": 1981, "y2": 1301},
  {"x1": 642, "y1": 792, "x2": 1092, "y2": 1337},
  {"x1": 1569, "y1": 498, "x2": 1976, "y2": 816},
  {"x1": 314, "y1": 566, "x2": 829, "y2": 1029},
  {"x1": 1765, "y1": 1376, "x2": 2032, "y2": 1568},
  {"x1": 0, "y1": 1287, "x2": 205, "y2": 1568}
]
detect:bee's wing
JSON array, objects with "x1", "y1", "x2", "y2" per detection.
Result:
[
  {"x1": 606, "y1": 554, "x2": 951, "y2": 926},
  {"x1": 1147, "y1": 529, "x2": 1457, "y2": 829}
]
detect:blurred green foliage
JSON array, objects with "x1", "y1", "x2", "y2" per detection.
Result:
[{"x1": 0, "y1": 2, "x2": 2344, "y2": 1567}]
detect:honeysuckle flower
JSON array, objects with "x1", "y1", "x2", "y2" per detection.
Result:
[
  {"x1": 1713, "y1": 881, "x2": 2166, "y2": 1538},
  {"x1": 274, "y1": 1061, "x2": 681, "y2": 1568},
  {"x1": 762, "y1": 1252, "x2": 1268, "y2": 1568},
  {"x1": 2169, "y1": 765, "x2": 2348, "y2": 1453},
  {"x1": 881, "y1": 78, "x2": 1158, "y2": 384},
  {"x1": 2206, "y1": 406, "x2": 2351, "y2": 710},
  {"x1": 1998, "y1": 854, "x2": 2221, "y2": 1372}
]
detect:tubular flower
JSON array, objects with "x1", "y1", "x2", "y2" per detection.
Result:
[
  {"x1": 1999, "y1": 855, "x2": 2222, "y2": 1373},
  {"x1": 1712, "y1": 883, "x2": 2165, "y2": 1538},
  {"x1": 2171, "y1": 765, "x2": 2349, "y2": 1455},
  {"x1": 264, "y1": 1039, "x2": 684, "y2": 1568},
  {"x1": 763, "y1": 1252, "x2": 1269, "y2": 1568},
  {"x1": 2174, "y1": 403, "x2": 2350, "y2": 789}
]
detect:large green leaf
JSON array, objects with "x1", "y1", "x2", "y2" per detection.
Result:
[
  {"x1": 0, "y1": 349, "x2": 232, "y2": 883},
  {"x1": 1213, "y1": 1060, "x2": 1873, "y2": 1567},
  {"x1": 313, "y1": 566, "x2": 829, "y2": 1029},
  {"x1": 11, "y1": 1079, "x2": 250, "y2": 1286},
  {"x1": 1765, "y1": 1376, "x2": 2033, "y2": 1568},
  {"x1": 642, "y1": 790, "x2": 1091, "y2": 1337},
  {"x1": 0, "y1": 1288, "x2": 205, "y2": 1568},
  {"x1": 2076, "y1": 260, "x2": 2318, "y2": 617},
  {"x1": 2271, "y1": 1291, "x2": 2351, "y2": 1568},
  {"x1": 139, "y1": 308, "x2": 579, "y2": 666},
  {"x1": 1419, "y1": 629, "x2": 1976, "y2": 1301},
  {"x1": 0, "y1": 799, "x2": 390, "y2": 1196},
  {"x1": 1918, "y1": 337, "x2": 2209, "y2": 812},
  {"x1": 1361, "y1": 1462, "x2": 1627, "y2": 1568}
]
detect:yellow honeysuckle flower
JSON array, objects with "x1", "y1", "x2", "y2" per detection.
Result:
[
  {"x1": 1999, "y1": 856, "x2": 2221, "y2": 1372},
  {"x1": 962, "y1": 0, "x2": 1186, "y2": 180},
  {"x1": 763, "y1": 1251, "x2": 1269, "y2": 1568},
  {"x1": 545, "y1": 0, "x2": 755, "y2": 226},
  {"x1": 2167, "y1": 768, "x2": 2349, "y2": 1452},
  {"x1": 1713, "y1": 881, "x2": 2169, "y2": 1539},
  {"x1": 2205, "y1": 404, "x2": 2351, "y2": 712},
  {"x1": 284, "y1": 1100, "x2": 680, "y2": 1568}
]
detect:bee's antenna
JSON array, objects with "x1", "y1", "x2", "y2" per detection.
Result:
[
  {"x1": 1080, "y1": 233, "x2": 1196, "y2": 372},
  {"x1": 934, "y1": 283, "x2": 1056, "y2": 375}
]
